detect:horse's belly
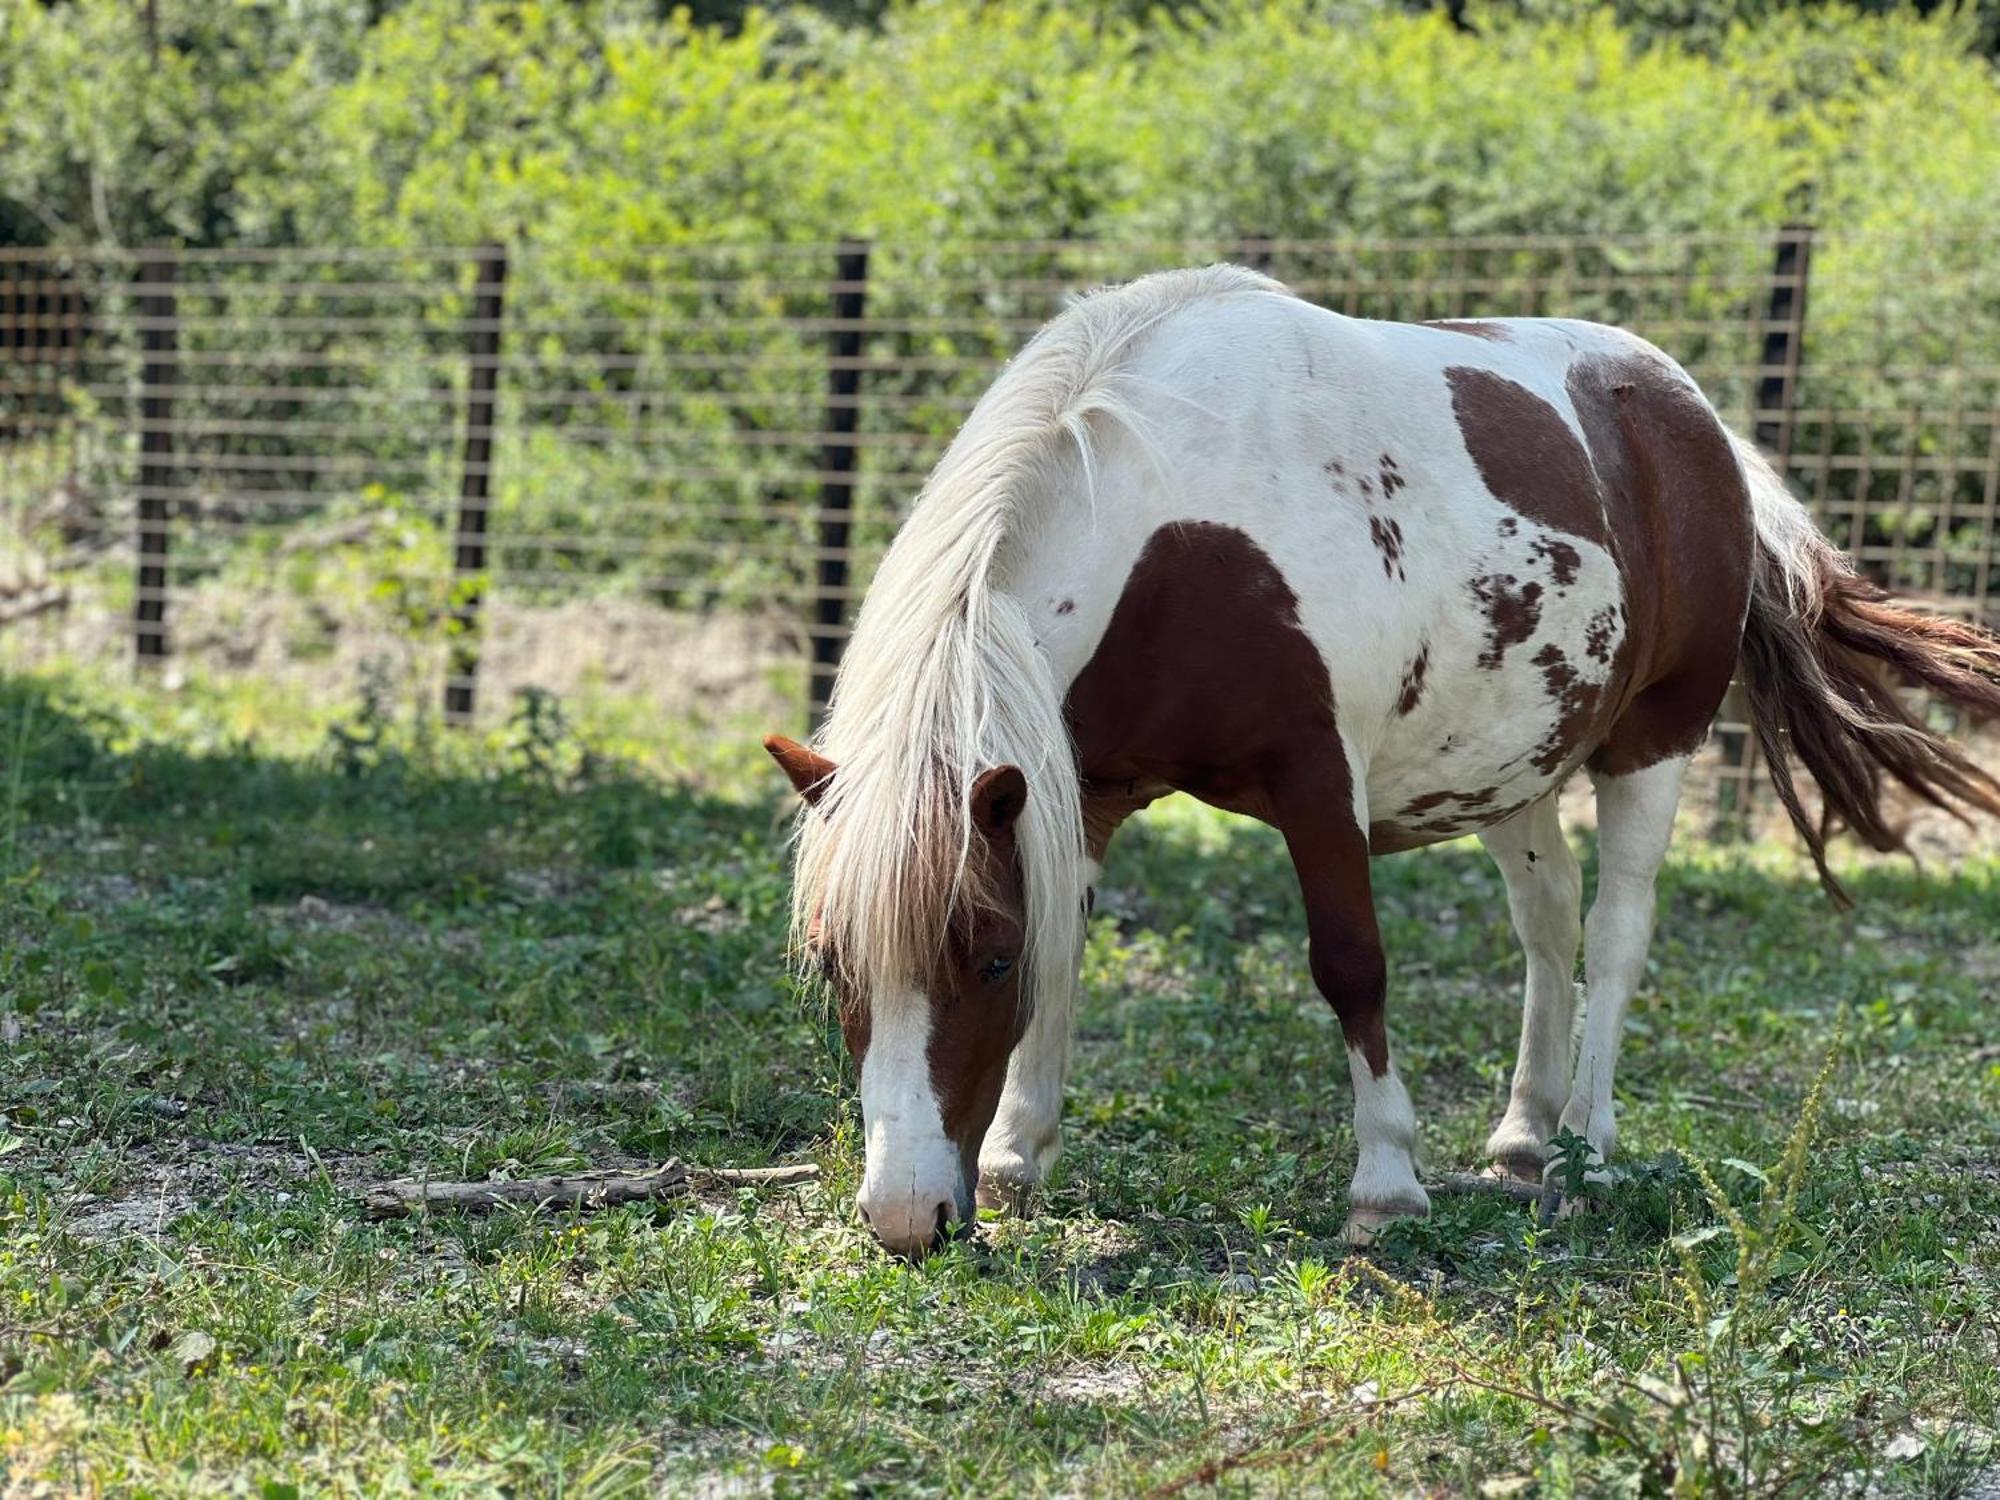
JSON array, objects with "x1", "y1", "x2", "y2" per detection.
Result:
[{"x1": 1360, "y1": 546, "x2": 1627, "y2": 851}]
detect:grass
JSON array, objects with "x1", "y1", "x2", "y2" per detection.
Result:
[{"x1": 1, "y1": 664, "x2": 1997, "y2": 1496}]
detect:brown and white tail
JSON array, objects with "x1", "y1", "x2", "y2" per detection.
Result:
[{"x1": 1734, "y1": 432, "x2": 2000, "y2": 905}]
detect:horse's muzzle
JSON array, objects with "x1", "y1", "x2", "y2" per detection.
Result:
[{"x1": 858, "y1": 1188, "x2": 972, "y2": 1260}]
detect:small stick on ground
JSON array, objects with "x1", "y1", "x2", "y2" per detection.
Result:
[
  {"x1": 1426, "y1": 1171, "x2": 1542, "y2": 1204},
  {"x1": 359, "y1": 1159, "x2": 820, "y2": 1220}
]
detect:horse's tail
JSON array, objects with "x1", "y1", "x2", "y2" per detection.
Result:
[{"x1": 1734, "y1": 431, "x2": 2000, "y2": 904}]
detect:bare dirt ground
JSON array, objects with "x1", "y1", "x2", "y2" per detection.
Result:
[{"x1": 0, "y1": 579, "x2": 804, "y2": 727}]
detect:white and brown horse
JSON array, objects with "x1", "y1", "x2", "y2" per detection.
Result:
[{"x1": 766, "y1": 266, "x2": 2000, "y2": 1257}]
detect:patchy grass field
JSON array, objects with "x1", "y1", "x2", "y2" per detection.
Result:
[{"x1": 1, "y1": 667, "x2": 1997, "y2": 1497}]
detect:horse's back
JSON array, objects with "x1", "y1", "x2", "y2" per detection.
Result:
[{"x1": 1036, "y1": 283, "x2": 1753, "y2": 847}]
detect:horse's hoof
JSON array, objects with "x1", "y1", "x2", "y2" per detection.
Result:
[
  {"x1": 975, "y1": 1173, "x2": 1037, "y2": 1216},
  {"x1": 1486, "y1": 1154, "x2": 1546, "y2": 1187},
  {"x1": 1343, "y1": 1205, "x2": 1423, "y2": 1247}
]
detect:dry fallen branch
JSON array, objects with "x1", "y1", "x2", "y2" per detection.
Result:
[
  {"x1": 0, "y1": 584, "x2": 68, "y2": 628},
  {"x1": 1426, "y1": 1171, "x2": 1542, "y2": 1204},
  {"x1": 359, "y1": 1158, "x2": 820, "y2": 1219}
]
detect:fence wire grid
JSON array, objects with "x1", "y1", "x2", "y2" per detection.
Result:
[{"x1": 3, "y1": 231, "x2": 1998, "y2": 818}]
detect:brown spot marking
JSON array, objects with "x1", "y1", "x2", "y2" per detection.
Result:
[
  {"x1": 1396, "y1": 644, "x2": 1429, "y2": 715},
  {"x1": 1322, "y1": 456, "x2": 1346, "y2": 478},
  {"x1": 1425, "y1": 319, "x2": 1511, "y2": 341},
  {"x1": 1055, "y1": 598, "x2": 1075, "y2": 616},
  {"x1": 1378, "y1": 453, "x2": 1406, "y2": 498},
  {"x1": 1369, "y1": 515, "x2": 1407, "y2": 581},
  {"x1": 1379, "y1": 778, "x2": 1520, "y2": 848},
  {"x1": 1529, "y1": 643, "x2": 1602, "y2": 776},
  {"x1": 1469, "y1": 573, "x2": 1542, "y2": 670},
  {"x1": 1584, "y1": 603, "x2": 1620, "y2": 664},
  {"x1": 1530, "y1": 535, "x2": 1582, "y2": 589},
  {"x1": 1066, "y1": 523, "x2": 1389, "y2": 1075},
  {"x1": 1446, "y1": 365, "x2": 1609, "y2": 548},
  {"x1": 1396, "y1": 785, "x2": 1499, "y2": 821},
  {"x1": 1498, "y1": 516, "x2": 1519, "y2": 538},
  {"x1": 1357, "y1": 473, "x2": 1375, "y2": 502}
]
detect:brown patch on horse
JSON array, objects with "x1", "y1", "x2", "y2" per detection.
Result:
[
  {"x1": 1529, "y1": 643, "x2": 1602, "y2": 775},
  {"x1": 1426, "y1": 320, "x2": 1511, "y2": 341},
  {"x1": 1562, "y1": 352, "x2": 1754, "y2": 776},
  {"x1": 1446, "y1": 365, "x2": 1609, "y2": 548},
  {"x1": 1396, "y1": 644, "x2": 1429, "y2": 715},
  {"x1": 1399, "y1": 786, "x2": 1499, "y2": 818},
  {"x1": 1373, "y1": 785, "x2": 1506, "y2": 853},
  {"x1": 1530, "y1": 535, "x2": 1582, "y2": 589},
  {"x1": 1378, "y1": 453, "x2": 1406, "y2": 498},
  {"x1": 1469, "y1": 574, "x2": 1542, "y2": 669},
  {"x1": 1369, "y1": 515, "x2": 1407, "y2": 580},
  {"x1": 1584, "y1": 604, "x2": 1621, "y2": 664},
  {"x1": 1080, "y1": 774, "x2": 1170, "y2": 862},
  {"x1": 1066, "y1": 522, "x2": 1387, "y2": 1074},
  {"x1": 1055, "y1": 598, "x2": 1075, "y2": 616}
]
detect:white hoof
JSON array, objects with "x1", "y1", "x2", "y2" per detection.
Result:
[
  {"x1": 975, "y1": 1168, "x2": 1040, "y2": 1216},
  {"x1": 1343, "y1": 1202, "x2": 1426, "y2": 1247},
  {"x1": 1485, "y1": 1153, "x2": 1547, "y2": 1187}
]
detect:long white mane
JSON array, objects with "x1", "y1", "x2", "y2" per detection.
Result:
[{"x1": 791, "y1": 264, "x2": 1288, "y2": 1025}]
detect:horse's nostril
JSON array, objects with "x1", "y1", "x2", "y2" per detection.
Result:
[
  {"x1": 928, "y1": 1199, "x2": 953, "y2": 1251},
  {"x1": 857, "y1": 1202, "x2": 872, "y2": 1226}
]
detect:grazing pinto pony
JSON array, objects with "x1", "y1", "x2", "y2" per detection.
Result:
[{"x1": 766, "y1": 266, "x2": 2000, "y2": 1258}]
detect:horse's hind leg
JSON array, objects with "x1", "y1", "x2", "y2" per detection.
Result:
[
  {"x1": 1477, "y1": 796, "x2": 1583, "y2": 1183},
  {"x1": 1549, "y1": 754, "x2": 1690, "y2": 1208}
]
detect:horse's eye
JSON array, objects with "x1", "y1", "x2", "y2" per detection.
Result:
[{"x1": 978, "y1": 955, "x2": 1014, "y2": 985}]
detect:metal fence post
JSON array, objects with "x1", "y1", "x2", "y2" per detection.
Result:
[
  {"x1": 1716, "y1": 223, "x2": 1815, "y2": 825},
  {"x1": 1755, "y1": 223, "x2": 1813, "y2": 465},
  {"x1": 134, "y1": 255, "x2": 176, "y2": 664},
  {"x1": 445, "y1": 244, "x2": 507, "y2": 727},
  {"x1": 809, "y1": 239, "x2": 869, "y2": 728}
]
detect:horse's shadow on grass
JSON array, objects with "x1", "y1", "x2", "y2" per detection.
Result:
[{"x1": 0, "y1": 673, "x2": 776, "y2": 908}]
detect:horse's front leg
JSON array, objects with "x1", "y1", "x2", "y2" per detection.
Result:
[
  {"x1": 977, "y1": 852, "x2": 1108, "y2": 1213},
  {"x1": 977, "y1": 989, "x2": 1071, "y2": 1213},
  {"x1": 1282, "y1": 804, "x2": 1429, "y2": 1244}
]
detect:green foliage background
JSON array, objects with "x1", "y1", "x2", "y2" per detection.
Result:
[
  {"x1": 2, "y1": 0, "x2": 1996, "y2": 252},
  {"x1": 2, "y1": 1, "x2": 1996, "y2": 625}
]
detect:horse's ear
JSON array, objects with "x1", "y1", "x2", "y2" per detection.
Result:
[
  {"x1": 764, "y1": 735, "x2": 836, "y2": 808},
  {"x1": 970, "y1": 765, "x2": 1028, "y2": 840}
]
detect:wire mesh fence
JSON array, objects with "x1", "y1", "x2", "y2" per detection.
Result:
[{"x1": 2, "y1": 232, "x2": 1996, "y2": 821}]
